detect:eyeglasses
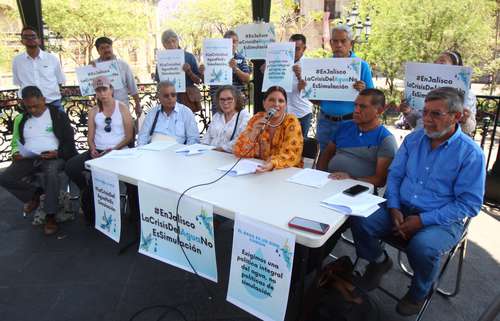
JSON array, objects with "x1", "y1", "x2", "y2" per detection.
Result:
[
  {"x1": 104, "y1": 117, "x2": 112, "y2": 133},
  {"x1": 219, "y1": 97, "x2": 234, "y2": 103},
  {"x1": 422, "y1": 109, "x2": 453, "y2": 119},
  {"x1": 22, "y1": 35, "x2": 38, "y2": 40},
  {"x1": 162, "y1": 93, "x2": 177, "y2": 98}
]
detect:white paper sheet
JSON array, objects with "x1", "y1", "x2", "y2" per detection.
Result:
[
  {"x1": 286, "y1": 168, "x2": 330, "y2": 188},
  {"x1": 217, "y1": 159, "x2": 262, "y2": 176},
  {"x1": 175, "y1": 144, "x2": 216, "y2": 156},
  {"x1": 18, "y1": 141, "x2": 39, "y2": 158},
  {"x1": 320, "y1": 192, "x2": 385, "y2": 217},
  {"x1": 101, "y1": 149, "x2": 143, "y2": 159}
]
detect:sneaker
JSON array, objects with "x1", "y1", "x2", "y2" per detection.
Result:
[
  {"x1": 44, "y1": 215, "x2": 58, "y2": 235},
  {"x1": 396, "y1": 291, "x2": 425, "y2": 316},
  {"x1": 357, "y1": 252, "x2": 393, "y2": 291}
]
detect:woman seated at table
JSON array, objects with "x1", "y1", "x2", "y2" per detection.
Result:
[
  {"x1": 201, "y1": 85, "x2": 250, "y2": 152},
  {"x1": 234, "y1": 86, "x2": 303, "y2": 172},
  {"x1": 65, "y1": 76, "x2": 134, "y2": 222}
]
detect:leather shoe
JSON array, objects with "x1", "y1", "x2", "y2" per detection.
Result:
[
  {"x1": 44, "y1": 215, "x2": 58, "y2": 235},
  {"x1": 23, "y1": 194, "x2": 40, "y2": 215},
  {"x1": 357, "y1": 251, "x2": 393, "y2": 291},
  {"x1": 396, "y1": 292, "x2": 425, "y2": 316}
]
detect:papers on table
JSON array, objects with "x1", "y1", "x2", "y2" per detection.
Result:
[
  {"x1": 102, "y1": 149, "x2": 143, "y2": 159},
  {"x1": 175, "y1": 144, "x2": 216, "y2": 156},
  {"x1": 217, "y1": 159, "x2": 262, "y2": 176},
  {"x1": 287, "y1": 168, "x2": 330, "y2": 188},
  {"x1": 17, "y1": 141, "x2": 39, "y2": 158},
  {"x1": 137, "y1": 141, "x2": 176, "y2": 151},
  {"x1": 320, "y1": 192, "x2": 385, "y2": 217}
]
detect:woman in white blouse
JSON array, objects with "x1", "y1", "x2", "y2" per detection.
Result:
[{"x1": 201, "y1": 85, "x2": 249, "y2": 152}]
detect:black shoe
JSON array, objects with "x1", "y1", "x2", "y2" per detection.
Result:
[
  {"x1": 357, "y1": 252, "x2": 393, "y2": 291},
  {"x1": 396, "y1": 291, "x2": 425, "y2": 316},
  {"x1": 80, "y1": 188, "x2": 95, "y2": 226}
]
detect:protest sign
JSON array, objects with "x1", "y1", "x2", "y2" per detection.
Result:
[
  {"x1": 405, "y1": 62, "x2": 472, "y2": 110},
  {"x1": 75, "y1": 60, "x2": 124, "y2": 96},
  {"x1": 91, "y1": 168, "x2": 121, "y2": 242},
  {"x1": 235, "y1": 23, "x2": 276, "y2": 60},
  {"x1": 262, "y1": 42, "x2": 295, "y2": 92},
  {"x1": 157, "y1": 49, "x2": 186, "y2": 93},
  {"x1": 138, "y1": 182, "x2": 217, "y2": 282},
  {"x1": 203, "y1": 38, "x2": 233, "y2": 85},
  {"x1": 301, "y1": 58, "x2": 361, "y2": 101},
  {"x1": 227, "y1": 215, "x2": 295, "y2": 321}
]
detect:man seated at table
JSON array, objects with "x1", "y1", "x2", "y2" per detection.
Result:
[
  {"x1": 137, "y1": 81, "x2": 200, "y2": 146},
  {"x1": 0, "y1": 86, "x2": 76, "y2": 235},
  {"x1": 351, "y1": 87, "x2": 485, "y2": 316},
  {"x1": 316, "y1": 89, "x2": 397, "y2": 189}
]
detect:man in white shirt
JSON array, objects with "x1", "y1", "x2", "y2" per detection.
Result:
[
  {"x1": 12, "y1": 26, "x2": 66, "y2": 112},
  {"x1": 0, "y1": 86, "x2": 77, "y2": 235},
  {"x1": 91, "y1": 37, "x2": 142, "y2": 117},
  {"x1": 288, "y1": 34, "x2": 313, "y2": 138},
  {"x1": 137, "y1": 81, "x2": 200, "y2": 146}
]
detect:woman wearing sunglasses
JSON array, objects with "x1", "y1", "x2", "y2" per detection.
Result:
[{"x1": 65, "y1": 76, "x2": 134, "y2": 223}]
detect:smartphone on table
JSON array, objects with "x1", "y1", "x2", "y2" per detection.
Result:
[
  {"x1": 342, "y1": 184, "x2": 369, "y2": 197},
  {"x1": 288, "y1": 216, "x2": 330, "y2": 235}
]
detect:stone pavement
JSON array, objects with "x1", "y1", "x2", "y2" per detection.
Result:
[{"x1": 0, "y1": 181, "x2": 499, "y2": 321}]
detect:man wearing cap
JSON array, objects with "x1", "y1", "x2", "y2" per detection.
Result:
[
  {"x1": 0, "y1": 86, "x2": 77, "y2": 235},
  {"x1": 12, "y1": 26, "x2": 66, "y2": 112},
  {"x1": 316, "y1": 25, "x2": 374, "y2": 150},
  {"x1": 91, "y1": 37, "x2": 142, "y2": 117}
]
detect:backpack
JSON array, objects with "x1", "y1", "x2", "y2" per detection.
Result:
[{"x1": 303, "y1": 256, "x2": 378, "y2": 321}]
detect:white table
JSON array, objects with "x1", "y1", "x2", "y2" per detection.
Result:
[{"x1": 85, "y1": 144, "x2": 373, "y2": 248}]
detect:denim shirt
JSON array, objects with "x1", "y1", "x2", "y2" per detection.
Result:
[{"x1": 386, "y1": 126, "x2": 485, "y2": 226}]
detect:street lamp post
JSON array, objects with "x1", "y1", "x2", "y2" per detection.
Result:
[{"x1": 342, "y1": 2, "x2": 372, "y2": 49}]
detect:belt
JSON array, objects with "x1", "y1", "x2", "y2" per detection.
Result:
[{"x1": 321, "y1": 112, "x2": 353, "y2": 122}]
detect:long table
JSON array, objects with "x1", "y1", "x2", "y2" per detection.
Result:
[{"x1": 85, "y1": 144, "x2": 373, "y2": 248}]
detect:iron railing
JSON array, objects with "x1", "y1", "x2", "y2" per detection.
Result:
[{"x1": 0, "y1": 84, "x2": 251, "y2": 163}]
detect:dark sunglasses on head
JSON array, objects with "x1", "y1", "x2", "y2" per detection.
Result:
[
  {"x1": 162, "y1": 93, "x2": 177, "y2": 98},
  {"x1": 104, "y1": 117, "x2": 112, "y2": 132}
]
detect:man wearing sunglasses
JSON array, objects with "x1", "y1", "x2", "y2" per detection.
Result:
[
  {"x1": 350, "y1": 87, "x2": 485, "y2": 316},
  {"x1": 0, "y1": 86, "x2": 76, "y2": 235},
  {"x1": 12, "y1": 26, "x2": 66, "y2": 112},
  {"x1": 137, "y1": 81, "x2": 199, "y2": 146}
]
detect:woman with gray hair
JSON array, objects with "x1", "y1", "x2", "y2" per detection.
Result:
[
  {"x1": 201, "y1": 85, "x2": 250, "y2": 152},
  {"x1": 155, "y1": 29, "x2": 203, "y2": 113}
]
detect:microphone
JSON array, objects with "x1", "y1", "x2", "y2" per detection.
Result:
[{"x1": 265, "y1": 107, "x2": 277, "y2": 121}]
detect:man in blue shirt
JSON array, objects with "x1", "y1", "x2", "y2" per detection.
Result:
[
  {"x1": 317, "y1": 25, "x2": 374, "y2": 150},
  {"x1": 137, "y1": 81, "x2": 199, "y2": 146},
  {"x1": 351, "y1": 87, "x2": 485, "y2": 316}
]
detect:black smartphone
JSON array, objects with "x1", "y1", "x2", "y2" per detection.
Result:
[
  {"x1": 342, "y1": 184, "x2": 369, "y2": 197},
  {"x1": 288, "y1": 217, "x2": 330, "y2": 235}
]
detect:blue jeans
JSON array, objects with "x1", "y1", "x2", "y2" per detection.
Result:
[
  {"x1": 298, "y1": 113, "x2": 312, "y2": 138},
  {"x1": 47, "y1": 99, "x2": 64, "y2": 112},
  {"x1": 350, "y1": 204, "x2": 464, "y2": 301},
  {"x1": 316, "y1": 112, "x2": 341, "y2": 151}
]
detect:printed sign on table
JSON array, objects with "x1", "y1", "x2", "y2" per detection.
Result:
[
  {"x1": 91, "y1": 168, "x2": 121, "y2": 242},
  {"x1": 235, "y1": 23, "x2": 276, "y2": 60},
  {"x1": 227, "y1": 215, "x2": 295, "y2": 321},
  {"x1": 262, "y1": 42, "x2": 295, "y2": 93},
  {"x1": 156, "y1": 49, "x2": 186, "y2": 93},
  {"x1": 137, "y1": 182, "x2": 217, "y2": 282},
  {"x1": 405, "y1": 62, "x2": 472, "y2": 111},
  {"x1": 203, "y1": 38, "x2": 233, "y2": 85},
  {"x1": 75, "y1": 60, "x2": 124, "y2": 96},
  {"x1": 301, "y1": 58, "x2": 361, "y2": 101}
]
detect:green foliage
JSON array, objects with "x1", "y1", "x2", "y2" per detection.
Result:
[
  {"x1": 305, "y1": 48, "x2": 331, "y2": 58},
  {"x1": 166, "y1": 0, "x2": 252, "y2": 57},
  {"x1": 42, "y1": 0, "x2": 149, "y2": 63},
  {"x1": 357, "y1": 0, "x2": 496, "y2": 95}
]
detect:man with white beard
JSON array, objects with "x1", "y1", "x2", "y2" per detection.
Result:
[{"x1": 350, "y1": 87, "x2": 485, "y2": 316}]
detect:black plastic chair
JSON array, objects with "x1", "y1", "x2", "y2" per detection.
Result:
[
  {"x1": 302, "y1": 137, "x2": 319, "y2": 168},
  {"x1": 375, "y1": 217, "x2": 471, "y2": 321}
]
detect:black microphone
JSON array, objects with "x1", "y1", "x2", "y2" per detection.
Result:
[{"x1": 265, "y1": 107, "x2": 277, "y2": 121}]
